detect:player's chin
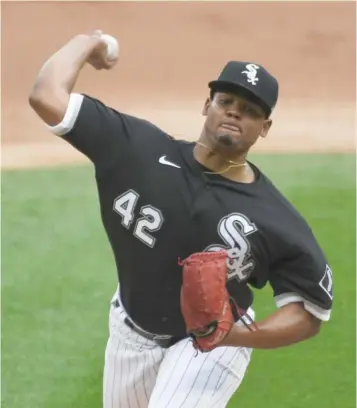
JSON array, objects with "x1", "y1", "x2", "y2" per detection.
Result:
[{"x1": 216, "y1": 132, "x2": 241, "y2": 147}]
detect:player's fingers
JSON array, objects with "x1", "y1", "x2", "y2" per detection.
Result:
[{"x1": 91, "y1": 29, "x2": 103, "y2": 38}]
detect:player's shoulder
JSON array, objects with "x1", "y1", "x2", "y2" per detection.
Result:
[
  {"x1": 253, "y1": 166, "x2": 327, "y2": 271},
  {"x1": 80, "y1": 94, "x2": 165, "y2": 130},
  {"x1": 251, "y1": 162, "x2": 315, "y2": 238},
  {"x1": 74, "y1": 93, "x2": 178, "y2": 149},
  {"x1": 253, "y1": 164, "x2": 305, "y2": 216}
]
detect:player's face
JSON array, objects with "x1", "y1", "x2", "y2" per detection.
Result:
[{"x1": 202, "y1": 92, "x2": 272, "y2": 153}]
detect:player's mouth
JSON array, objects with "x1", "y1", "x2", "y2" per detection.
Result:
[{"x1": 220, "y1": 123, "x2": 242, "y2": 134}]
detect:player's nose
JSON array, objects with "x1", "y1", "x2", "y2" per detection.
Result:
[
  {"x1": 225, "y1": 99, "x2": 243, "y2": 119},
  {"x1": 226, "y1": 108, "x2": 242, "y2": 120}
]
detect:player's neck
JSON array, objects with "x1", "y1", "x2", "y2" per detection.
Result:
[{"x1": 193, "y1": 142, "x2": 255, "y2": 183}]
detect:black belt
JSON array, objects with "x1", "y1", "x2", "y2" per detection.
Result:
[{"x1": 113, "y1": 298, "x2": 185, "y2": 348}]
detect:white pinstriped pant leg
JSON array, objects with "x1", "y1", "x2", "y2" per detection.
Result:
[
  {"x1": 103, "y1": 292, "x2": 254, "y2": 408},
  {"x1": 103, "y1": 302, "x2": 165, "y2": 408},
  {"x1": 147, "y1": 323, "x2": 254, "y2": 408}
]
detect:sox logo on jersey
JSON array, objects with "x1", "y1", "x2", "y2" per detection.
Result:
[
  {"x1": 205, "y1": 212, "x2": 258, "y2": 282},
  {"x1": 113, "y1": 192, "x2": 257, "y2": 282}
]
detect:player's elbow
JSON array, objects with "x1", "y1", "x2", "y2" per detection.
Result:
[
  {"x1": 29, "y1": 83, "x2": 68, "y2": 127},
  {"x1": 28, "y1": 85, "x2": 45, "y2": 114},
  {"x1": 29, "y1": 77, "x2": 51, "y2": 105},
  {"x1": 290, "y1": 303, "x2": 323, "y2": 343},
  {"x1": 304, "y1": 313, "x2": 323, "y2": 340}
]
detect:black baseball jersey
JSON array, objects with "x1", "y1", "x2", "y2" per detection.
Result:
[{"x1": 48, "y1": 93, "x2": 334, "y2": 336}]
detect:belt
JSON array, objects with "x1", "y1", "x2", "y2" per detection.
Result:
[{"x1": 113, "y1": 298, "x2": 185, "y2": 348}]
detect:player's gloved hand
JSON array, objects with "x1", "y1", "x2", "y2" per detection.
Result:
[{"x1": 179, "y1": 250, "x2": 235, "y2": 352}]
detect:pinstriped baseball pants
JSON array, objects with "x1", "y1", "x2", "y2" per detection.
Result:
[{"x1": 103, "y1": 299, "x2": 254, "y2": 408}]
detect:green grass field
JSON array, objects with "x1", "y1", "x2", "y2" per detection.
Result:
[{"x1": 2, "y1": 154, "x2": 356, "y2": 408}]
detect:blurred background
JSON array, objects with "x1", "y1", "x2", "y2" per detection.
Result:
[
  {"x1": 2, "y1": 1, "x2": 355, "y2": 168},
  {"x1": 2, "y1": 2, "x2": 356, "y2": 408}
]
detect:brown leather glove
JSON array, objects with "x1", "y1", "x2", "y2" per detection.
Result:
[{"x1": 179, "y1": 250, "x2": 235, "y2": 352}]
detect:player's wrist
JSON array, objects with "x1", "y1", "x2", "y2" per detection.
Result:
[
  {"x1": 68, "y1": 34, "x2": 102, "y2": 60},
  {"x1": 218, "y1": 323, "x2": 258, "y2": 348},
  {"x1": 219, "y1": 303, "x2": 322, "y2": 349}
]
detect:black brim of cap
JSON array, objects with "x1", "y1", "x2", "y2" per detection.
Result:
[{"x1": 208, "y1": 80, "x2": 271, "y2": 116}]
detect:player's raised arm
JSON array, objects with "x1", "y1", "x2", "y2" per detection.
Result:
[
  {"x1": 28, "y1": 31, "x2": 164, "y2": 173},
  {"x1": 28, "y1": 30, "x2": 117, "y2": 126}
]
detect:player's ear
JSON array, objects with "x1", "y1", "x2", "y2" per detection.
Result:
[
  {"x1": 202, "y1": 98, "x2": 211, "y2": 116},
  {"x1": 260, "y1": 119, "x2": 272, "y2": 139}
]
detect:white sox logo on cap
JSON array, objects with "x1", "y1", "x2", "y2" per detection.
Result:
[{"x1": 241, "y1": 63, "x2": 260, "y2": 85}]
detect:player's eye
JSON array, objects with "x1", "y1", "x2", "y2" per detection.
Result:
[
  {"x1": 241, "y1": 103, "x2": 261, "y2": 118},
  {"x1": 217, "y1": 97, "x2": 234, "y2": 107}
]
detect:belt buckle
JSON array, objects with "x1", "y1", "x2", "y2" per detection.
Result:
[
  {"x1": 153, "y1": 334, "x2": 174, "y2": 348},
  {"x1": 153, "y1": 334, "x2": 172, "y2": 341},
  {"x1": 117, "y1": 300, "x2": 175, "y2": 348}
]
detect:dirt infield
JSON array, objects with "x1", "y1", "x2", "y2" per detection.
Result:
[{"x1": 2, "y1": 2, "x2": 356, "y2": 169}]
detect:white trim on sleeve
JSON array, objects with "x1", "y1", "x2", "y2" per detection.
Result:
[
  {"x1": 274, "y1": 292, "x2": 331, "y2": 321},
  {"x1": 46, "y1": 93, "x2": 84, "y2": 136}
]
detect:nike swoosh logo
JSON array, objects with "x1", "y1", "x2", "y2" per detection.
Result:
[{"x1": 158, "y1": 156, "x2": 181, "y2": 168}]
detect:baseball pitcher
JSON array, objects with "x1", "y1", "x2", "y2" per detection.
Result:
[{"x1": 29, "y1": 31, "x2": 333, "y2": 408}]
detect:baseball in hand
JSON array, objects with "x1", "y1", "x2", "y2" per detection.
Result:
[
  {"x1": 88, "y1": 30, "x2": 119, "y2": 70},
  {"x1": 101, "y1": 34, "x2": 119, "y2": 61}
]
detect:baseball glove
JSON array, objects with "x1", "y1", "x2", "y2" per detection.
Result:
[{"x1": 179, "y1": 250, "x2": 238, "y2": 352}]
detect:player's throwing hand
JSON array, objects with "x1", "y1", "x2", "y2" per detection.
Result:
[{"x1": 86, "y1": 30, "x2": 119, "y2": 70}]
